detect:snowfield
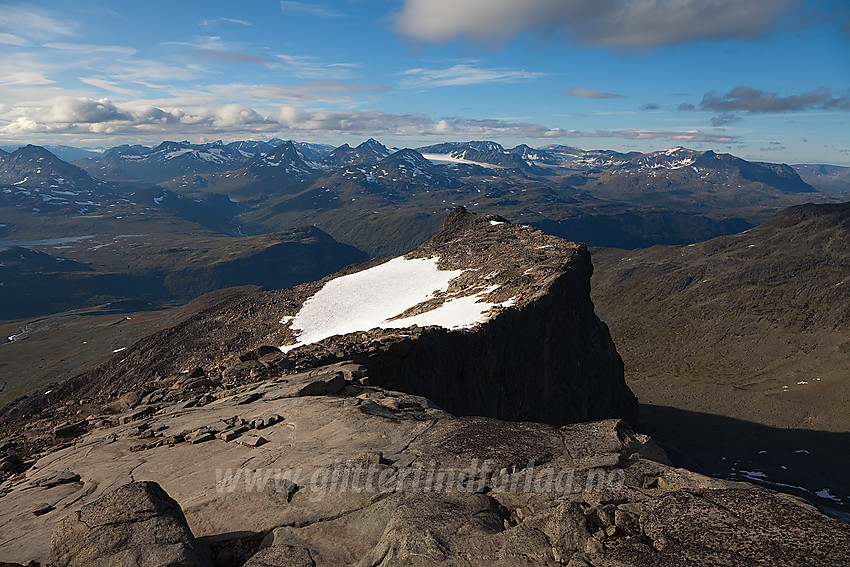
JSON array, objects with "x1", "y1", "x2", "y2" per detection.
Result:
[
  {"x1": 280, "y1": 256, "x2": 513, "y2": 352},
  {"x1": 421, "y1": 153, "x2": 505, "y2": 169}
]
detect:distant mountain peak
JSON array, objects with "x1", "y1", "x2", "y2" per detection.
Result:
[
  {"x1": 357, "y1": 138, "x2": 390, "y2": 155},
  {"x1": 0, "y1": 144, "x2": 104, "y2": 190}
]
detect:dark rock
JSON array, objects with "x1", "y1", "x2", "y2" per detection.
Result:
[
  {"x1": 235, "y1": 392, "x2": 264, "y2": 405},
  {"x1": 223, "y1": 360, "x2": 263, "y2": 381},
  {"x1": 32, "y1": 503, "x2": 54, "y2": 516},
  {"x1": 244, "y1": 545, "x2": 314, "y2": 567},
  {"x1": 0, "y1": 453, "x2": 23, "y2": 473},
  {"x1": 37, "y1": 471, "x2": 80, "y2": 488},
  {"x1": 107, "y1": 389, "x2": 150, "y2": 412},
  {"x1": 621, "y1": 488, "x2": 850, "y2": 566},
  {"x1": 186, "y1": 367, "x2": 206, "y2": 378},
  {"x1": 52, "y1": 421, "x2": 87, "y2": 438},
  {"x1": 118, "y1": 405, "x2": 156, "y2": 424},
  {"x1": 296, "y1": 372, "x2": 346, "y2": 397},
  {"x1": 288, "y1": 208, "x2": 637, "y2": 426},
  {"x1": 256, "y1": 345, "x2": 282, "y2": 358},
  {"x1": 237, "y1": 435, "x2": 266, "y2": 448},
  {"x1": 189, "y1": 431, "x2": 215, "y2": 444},
  {"x1": 49, "y1": 481, "x2": 211, "y2": 567}
]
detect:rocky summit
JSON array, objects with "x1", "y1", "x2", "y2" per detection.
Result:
[
  {"x1": 1, "y1": 207, "x2": 637, "y2": 427},
  {"x1": 0, "y1": 208, "x2": 848, "y2": 565}
]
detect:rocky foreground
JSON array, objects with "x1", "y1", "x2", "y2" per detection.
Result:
[
  {"x1": 2, "y1": 362, "x2": 849, "y2": 566},
  {"x1": 1, "y1": 208, "x2": 848, "y2": 565}
]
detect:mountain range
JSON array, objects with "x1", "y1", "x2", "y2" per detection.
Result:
[{"x1": 2, "y1": 139, "x2": 845, "y2": 324}]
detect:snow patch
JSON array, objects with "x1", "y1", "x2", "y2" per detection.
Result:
[
  {"x1": 815, "y1": 488, "x2": 842, "y2": 503},
  {"x1": 421, "y1": 153, "x2": 504, "y2": 169},
  {"x1": 280, "y1": 256, "x2": 511, "y2": 352}
]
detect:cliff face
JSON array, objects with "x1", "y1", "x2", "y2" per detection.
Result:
[{"x1": 2, "y1": 208, "x2": 635, "y2": 427}]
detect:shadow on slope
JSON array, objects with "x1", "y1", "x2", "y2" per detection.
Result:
[{"x1": 638, "y1": 404, "x2": 850, "y2": 522}]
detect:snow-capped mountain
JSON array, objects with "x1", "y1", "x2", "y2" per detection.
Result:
[
  {"x1": 202, "y1": 141, "x2": 324, "y2": 200},
  {"x1": 223, "y1": 140, "x2": 335, "y2": 161},
  {"x1": 322, "y1": 138, "x2": 392, "y2": 167},
  {"x1": 330, "y1": 148, "x2": 461, "y2": 194},
  {"x1": 614, "y1": 147, "x2": 703, "y2": 170},
  {"x1": 605, "y1": 148, "x2": 816, "y2": 193},
  {"x1": 225, "y1": 139, "x2": 277, "y2": 158},
  {"x1": 506, "y1": 144, "x2": 563, "y2": 165},
  {"x1": 417, "y1": 141, "x2": 531, "y2": 169},
  {"x1": 292, "y1": 141, "x2": 336, "y2": 161},
  {"x1": 247, "y1": 141, "x2": 322, "y2": 176},
  {"x1": 75, "y1": 141, "x2": 251, "y2": 185},
  {"x1": 0, "y1": 145, "x2": 108, "y2": 191}
]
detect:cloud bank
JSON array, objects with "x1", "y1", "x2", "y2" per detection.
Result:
[
  {"x1": 395, "y1": 0, "x2": 797, "y2": 48},
  {"x1": 700, "y1": 86, "x2": 850, "y2": 113},
  {"x1": 0, "y1": 96, "x2": 735, "y2": 144},
  {"x1": 562, "y1": 88, "x2": 624, "y2": 99},
  {"x1": 679, "y1": 85, "x2": 850, "y2": 125},
  {"x1": 402, "y1": 64, "x2": 544, "y2": 88}
]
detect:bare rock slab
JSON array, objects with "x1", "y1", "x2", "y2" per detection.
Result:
[{"x1": 49, "y1": 481, "x2": 211, "y2": 567}]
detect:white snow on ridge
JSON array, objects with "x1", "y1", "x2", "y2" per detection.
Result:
[
  {"x1": 280, "y1": 256, "x2": 511, "y2": 352},
  {"x1": 390, "y1": 284, "x2": 514, "y2": 330},
  {"x1": 421, "y1": 153, "x2": 504, "y2": 169},
  {"x1": 815, "y1": 488, "x2": 842, "y2": 503}
]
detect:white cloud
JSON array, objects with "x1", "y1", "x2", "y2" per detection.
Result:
[
  {"x1": 80, "y1": 77, "x2": 142, "y2": 96},
  {"x1": 0, "y1": 71, "x2": 55, "y2": 86},
  {"x1": 395, "y1": 0, "x2": 797, "y2": 49},
  {"x1": 245, "y1": 81, "x2": 390, "y2": 103},
  {"x1": 563, "y1": 88, "x2": 625, "y2": 99},
  {"x1": 213, "y1": 104, "x2": 271, "y2": 127},
  {"x1": 280, "y1": 2, "x2": 342, "y2": 18},
  {"x1": 167, "y1": 35, "x2": 281, "y2": 65},
  {"x1": 0, "y1": 5, "x2": 77, "y2": 41},
  {"x1": 0, "y1": 32, "x2": 27, "y2": 46},
  {"x1": 275, "y1": 55, "x2": 361, "y2": 80},
  {"x1": 0, "y1": 95, "x2": 736, "y2": 145},
  {"x1": 43, "y1": 42, "x2": 137, "y2": 56},
  {"x1": 47, "y1": 97, "x2": 132, "y2": 123},
  {"x1": 402, "y1": 63, "x2": 545, "y2": 88},
  {"x1": 200, "y1": 17, "x2": 251, "y2": 28},
  {"x1": 110, "y1": 60, "x2": 202, "y2": 86}
]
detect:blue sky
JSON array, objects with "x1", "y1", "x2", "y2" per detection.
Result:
[{"x1": 0, "y1": 0, "x2": 848, "y2": 164}]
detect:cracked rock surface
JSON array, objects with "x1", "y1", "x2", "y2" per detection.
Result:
[{"x1": 0, "y1": 363, "x2": 847, "y2": 565}]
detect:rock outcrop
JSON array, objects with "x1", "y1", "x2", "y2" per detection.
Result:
[
  {"x1": 279, "y1": 207, "x2": 636, "y2": 425},
  {"x1": 50, "y1": 481, "x2": 210, "y2": 567},
  {"x1": 6, "y1": 207, "x2": 636, "y2": 427},
  {"x1": 1, "y1": 363, "x2": 846, "y2": 565}
]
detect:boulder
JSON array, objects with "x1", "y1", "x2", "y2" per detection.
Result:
[
  {"x1": 0, "y1": 453, "x2": 23, "y2": 473},
  {"x1": 296, "y1": 372, "x2": 347, "y2": 396},
  {"x1": 53, "y1": 420, "x2": 87, "y2": 438},
  {"x1": 244, "y1": 545, "x2": 314, "y2": 567},
  {"x1": 49, "y1": 481, "x2": 211, "y2": 567}
]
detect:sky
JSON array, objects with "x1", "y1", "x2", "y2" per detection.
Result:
[{"x1": 0, "y1": 0, "x2": 848, "y2": 165}]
